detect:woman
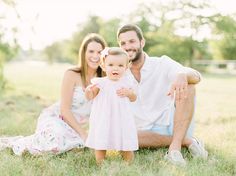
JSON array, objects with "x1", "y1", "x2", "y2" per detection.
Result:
[{"x1": 0, "y1": 33, "x2": 107, "y2": 155}]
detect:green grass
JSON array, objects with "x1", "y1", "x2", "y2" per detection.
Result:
[{"x1": 1, "y1": 61, "x2": 236, "y2": 176}]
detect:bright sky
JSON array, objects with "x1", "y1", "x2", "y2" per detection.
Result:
[{"x1": 1, "y1": 0, "x2": 236, "y2": 50}]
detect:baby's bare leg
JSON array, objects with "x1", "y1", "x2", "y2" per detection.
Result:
[
  {"x1": 121, "y1": 151, "x2": 134, "y2": 163},
  {"x1": 95, "y1": 150, "x2": 106, "y2": 165}
]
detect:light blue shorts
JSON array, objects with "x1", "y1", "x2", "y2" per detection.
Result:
[{"x1": 150, "y1": 101, "x2": 195, "y2": 137}]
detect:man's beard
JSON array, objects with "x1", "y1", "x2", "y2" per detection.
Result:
[{"x1": 129, "y1": 46, "x2": 142, "y2": 63}]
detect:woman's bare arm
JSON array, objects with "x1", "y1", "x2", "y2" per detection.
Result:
[{"x1": 60, "y1": 70, "x2": 87, "y2": 141}]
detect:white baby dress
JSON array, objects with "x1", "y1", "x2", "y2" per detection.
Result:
[{"x1": 85, "y1": 76, "x2": 138, "y2": 151}]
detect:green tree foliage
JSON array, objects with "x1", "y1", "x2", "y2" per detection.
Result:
[
  {"x1": 128, "y1": 0, "x2": 214, "y2": 65},
  {"x1": 211, "y1": 15, "x2": 236, "y2": 60},
  {"x1": 69, "y1": 16, "x2": 103, "y2": 63},
  {"x1": 44, "y1": 40, "x2": 73, "y2": 64},
  {"x1": 0, "y1": 0, "x2": 19, "y2": 91},
  {"x1": 100, "y1": 18, "x2": 121, "y2": 47},
  {"x1": 0, "y1": 42, "x2": 17, "y2": 89},
  {"x1": 43, "y1": 16, "x2": 121, "y2": 64},
  {"x1": 43, "y1": 0, "x2": 235, "y2": 64},
  {"x1": 0, "y1": 60, "x2": 5, "y2": 90}
]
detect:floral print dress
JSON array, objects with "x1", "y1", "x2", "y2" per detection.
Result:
[{"x1": 0, "y1": 86, "x2": 91, "y2": 155}]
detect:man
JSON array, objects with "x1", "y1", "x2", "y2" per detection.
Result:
[{"x1": 117, "y1": 24, "x2": 208, "y2": 165}]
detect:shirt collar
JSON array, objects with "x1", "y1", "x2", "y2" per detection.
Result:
[{"x1": 141, "y1": 53, "x2": 151, "y2": 72}]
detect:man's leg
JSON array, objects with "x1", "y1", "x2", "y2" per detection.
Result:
[
  {"x1": 138, "y1": 85, "x2": 195, "y2": 149},
  {"x1": 138, "y1": 131, "x2": 192, "y2": 148},
  {"x1": 169, "y1": 84, "x2": 195, "y2": 151}
]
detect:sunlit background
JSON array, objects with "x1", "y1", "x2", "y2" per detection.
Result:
[
  {"x1": 0, "y1": 0, "x2": 236, "y2": 78},
  {"x1": 1, "y1": 0, "x2": 236, "y2": 50}
]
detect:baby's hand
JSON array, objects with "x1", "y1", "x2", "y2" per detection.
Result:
[
  {"x1": 85, "y1": 84, "x2": 97, "y2": 92},
  {"x1": 116, "y1": 87, "x2": 132, "y2": 98},
  {"x1": 85, "y1": 84, "x2": 98, "y2": 100}
]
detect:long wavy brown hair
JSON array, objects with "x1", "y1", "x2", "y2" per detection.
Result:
[{"x1": 71, "y1": 33, "x2": 107, "y2": 86}]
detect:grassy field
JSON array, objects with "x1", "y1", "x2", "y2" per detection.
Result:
[{"x1": 0, "y1": 61, "x2": 236, "y2": 176}]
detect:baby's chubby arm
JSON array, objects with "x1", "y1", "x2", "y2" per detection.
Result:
[
  {"x1": 85, "y1": 84, "x2": 100, "y2": 100},
  {"x1": 116, "y1": 88, "x2": 137, "y2": 102}
]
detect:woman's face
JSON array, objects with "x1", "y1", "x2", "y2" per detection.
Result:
[{"x1": 85, "y1": 41, "x2": 104, "y2": 70}]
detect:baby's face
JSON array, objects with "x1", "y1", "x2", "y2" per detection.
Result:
[{"x1": 104, "y1": 55, "x2": 128, "y2": 81}]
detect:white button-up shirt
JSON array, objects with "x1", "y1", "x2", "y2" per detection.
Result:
[{"x1": 127, "y1": 55, "x2": 186, "y2": 130}]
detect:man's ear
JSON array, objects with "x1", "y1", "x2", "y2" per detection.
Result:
[{"x1": 141, "y1": 39, "x2": 145, "y2": 48}]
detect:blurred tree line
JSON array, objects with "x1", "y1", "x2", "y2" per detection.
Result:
[
  {"x1": 0, "y1": 0, "x2": 19, "y2": 91},
  {"x1": 1, "y1": 0, "x2": 236, "y2": 91},
  {"x1": 43, "y1": 0, "x2": 236, "y2": 65}
]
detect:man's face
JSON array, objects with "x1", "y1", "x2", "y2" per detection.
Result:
[{"x1": 118, "y1": 31, "x2": 144, "y2": 62}]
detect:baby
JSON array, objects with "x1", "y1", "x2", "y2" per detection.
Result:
[{"x1": 85, "y1": 47, "x2": 138, "y2": 164}]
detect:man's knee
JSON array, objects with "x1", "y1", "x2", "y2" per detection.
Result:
[
  {"x1": 175, "y1": 84, "x2": 195, "y2": 106},
  {"x1": 187, "y1": 84, "x2": 196, "y2": 98}
]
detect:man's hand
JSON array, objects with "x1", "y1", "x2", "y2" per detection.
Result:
[
  {"x1": 117, "y1": 87, "x2": 137, "y2": 102},
  {"x1": 116, "y1": 87, "x2": 132, "y2": 97},
  {"x1": 167, "y1": 72, "x2": 188, "y2": 102}
]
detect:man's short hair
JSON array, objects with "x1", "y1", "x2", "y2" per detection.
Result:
[{"x1": 117, "y1": 24, "x2": 144, "y2": 41}]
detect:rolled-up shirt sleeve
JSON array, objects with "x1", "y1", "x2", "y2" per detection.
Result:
[{"x1": 161, "y1": 55, "x2": 186, "y2": 82}]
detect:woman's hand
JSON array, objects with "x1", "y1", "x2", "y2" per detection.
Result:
[{"x1": 79, "y1": 131, "x2": 88, "y2": 142}]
